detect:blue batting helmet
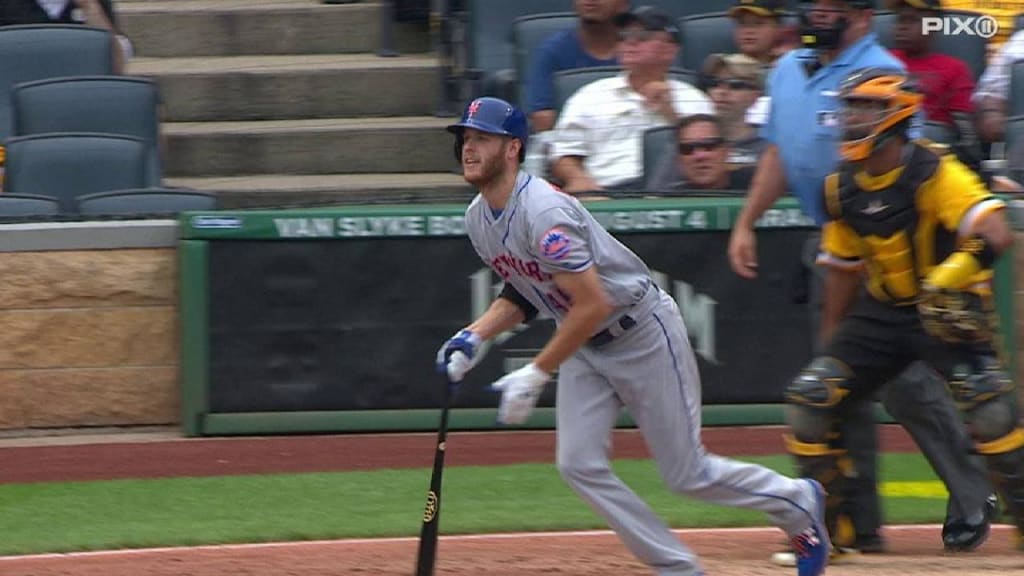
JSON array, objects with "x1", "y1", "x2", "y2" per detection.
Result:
[{"x1": 447, "y1": 97, "x2": 529, "y2": 162}]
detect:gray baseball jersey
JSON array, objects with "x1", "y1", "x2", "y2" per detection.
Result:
[{"x1": 465, "y1": 171, "x2": 821, "y2": 576}]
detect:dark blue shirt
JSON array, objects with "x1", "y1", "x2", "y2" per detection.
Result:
[{"x1": 526, "y1": 29, "x2": 618, "y2": 114}]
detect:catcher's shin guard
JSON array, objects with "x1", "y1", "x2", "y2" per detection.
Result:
[
  {"x1": 785, "y1": 435, "x2": 852, "y2": 539},
  {"x1": 976, "y1": 428, "x2": 1024, "y2": 534}
]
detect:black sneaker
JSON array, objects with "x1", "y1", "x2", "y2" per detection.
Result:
[{"x1": 942, "y1": 494, "x2": 997, "y2": 552}]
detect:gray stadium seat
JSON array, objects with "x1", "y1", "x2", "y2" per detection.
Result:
[
  {"x1": 12, "y1": 76, "x2": 163, "y2": 184},
  {"x1": 676, "y1": 13, "x2": 738, "y2": 73},
  {"x1": 921, "y1": 120, "x2": 957, "y2": 145},
  {"x1": 643, "y1": 125, "x2": 677, "y2": 190},
  {"x1": 512, "y1": 12, "x2": 578, "y2": 107},
  {"x1": 4, "y1": 133, "x2": 149, "y2": 212},
  {"x1": 872, "y1": 10, "x2": 988, "y2": 80},
  {"x1": 0, "y1": 194, "x2": 61, "y2": 218},
  {"x1": 76, "y1": 188, "x2": 218, "y2": 216},
  {"x1": 466, "y1": 0, "x2": 574, "y2": 98},
  {"x1": 1010, "y1": 60, "x2": 1024, "y2": 117},
  {"x1": 0, "y1": 24, "x2": 114, "y2": 143},
  {"x1": 552, "y1": 66, "x2": 699, "y2": 117},
  {"x1": 644, "y1": 0, "x2": 738, "y2": 20}
]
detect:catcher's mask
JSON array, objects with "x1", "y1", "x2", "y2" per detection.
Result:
[{"x1": 838, "y1": 67, "x2": 922, "y2": 162}]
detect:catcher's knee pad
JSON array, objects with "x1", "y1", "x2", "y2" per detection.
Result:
[
  {"x1": 785, "y1": 356, "x2": 848, "y2": 443},
  {"x1": 976, "y1": 428, "x2": 1024, "y2": 532},
  {"x1": 952, "y1": 356, "x2": 1018, "y2": 441}
]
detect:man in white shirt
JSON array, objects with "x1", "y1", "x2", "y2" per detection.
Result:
[
  {"x1": 973, "y1": 28, "x2": 1024, "y2": 144},
  {"x1": 549, "y1": 6, "x2": 713, "y2": 194}
]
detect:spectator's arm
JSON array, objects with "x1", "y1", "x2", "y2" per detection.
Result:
[
  {"x1": 530, "y1": 111, "x2": 557, "y2": 133},
  {"x1": 551, "y1": 156, "x2": 601, "y2": 193},
  {"x1": 75, "y1": 0, "x2": 126, "y2": 73},
  {"x1": 548, "y1": 90, "x2": 601, "y2": 193},
  {"x1": 526, "y1": 39, "x2": 559, "y2": 132}
]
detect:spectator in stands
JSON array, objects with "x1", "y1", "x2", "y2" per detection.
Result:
[
  {"x1": 943, "y1": 0, "x2": 1024, "y2": 48},
  {"x1": 703, "y1": 53, "x2": 767, "y2": 165},
  {"x1": 648, "y1": 114, "x2": 755, "y2": 192},
  {"x1": 0, "y1": 0, "x2": 132, "y2": 74},
  {"x1": 525, "y1": 0, "x2": 627, "y2": 133},
  {"x1": 549, "y1": 6, "x2": 712, "y2": 194},
  {"x1": 887, "y1": 0, "x2": 975, "y2": 127},
  {"x1": 972, "y1": 28, "x2": 1024, "y2": 145},
  {"x1": 730, "y1": 0, "x2": 791, "y2": 65}
]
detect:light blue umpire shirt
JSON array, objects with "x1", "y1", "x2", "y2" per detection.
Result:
[{"x1": 761, "y1": 33, "x2": 920, "y2": 226}]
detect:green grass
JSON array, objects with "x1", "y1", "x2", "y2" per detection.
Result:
[{"x1": 0, "y1": 454, "x2": 947, "y2": 556}]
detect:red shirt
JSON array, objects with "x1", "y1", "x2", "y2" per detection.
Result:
[{"x1": 889, "y1": 50, "x2": 975, "y2": 125}]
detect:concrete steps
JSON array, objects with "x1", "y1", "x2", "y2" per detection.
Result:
[
  {"x1": 117, "y1": 0, "x2": 456, "y2": 206},
  {"x1": 163, "y1": 116, "x2": 457, "y2": 177},
  {"x1": 119, "y1": 0, "x2": 430, "y2": 57},
  {"x1": 165, "y1": 173, "x2": 471, "y2": 208},
  {"x1": 127, "y1": 54, "x2": 440, "y2": 121}
]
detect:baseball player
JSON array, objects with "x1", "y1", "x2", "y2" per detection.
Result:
[
  {"x1": 785, "y1": 67, "x2": 1024, "y2": 549},
  {"x1": 436, "y1": 96, "x2": 830, "y2": 576}
]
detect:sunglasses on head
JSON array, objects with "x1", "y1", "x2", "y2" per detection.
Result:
[
  {"x1": 705, "y1": 77, "x2": 758, "y2": 91},
  {"x1": 679, "y1": 137, "x2": 724, "y2": 155},
  {"x1": 618, "y1": 28, "x2": 660, "y2": 42}
]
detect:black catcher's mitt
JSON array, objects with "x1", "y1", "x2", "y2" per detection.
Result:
[{"x1": 918, "y1": 286, "x2": 994, "y2": 344}]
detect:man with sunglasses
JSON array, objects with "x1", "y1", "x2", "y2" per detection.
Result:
[
  {"x1": 703, "y1": 53, "x2": 768, "y2": 166},
  {"x1": 549, "y1": 5, "x2": 711, "y2": 194},
  {"x1": 649, "y1": 114, "x2": 757, "y2": 193},
  {"x1": 728, "y1": 0, "x2": 994, "y2": 559}
]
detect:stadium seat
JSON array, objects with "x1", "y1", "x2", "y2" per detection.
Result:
[
  {"x1": 0, "y1": 24, "x2": 114, "y2": 143},
  {"x1": 465, "y1": 0, "x2": 574, "y2": 99},
  {"x1": 642, "y1": 125, "x2": 677, "y2": 190},
  {"x1": 641, "y1": 0, "x2": 740, "y2": 20},
  {"x1": 1009, "y1": 59, "x2": 1024, "y2": 117},
  {"x1": 4, "y1": 133, "x2": 149, "y2": 213},
  {"x1": 511, "y1": 12, "x2": 578, "y2": 107},
  {"x1": 872, "y1": 10, "x2": 988, "y2": 80},
  {"x1": 676, "y1": 13, "x2": 738, "y2": 73},
  {"x1": 921, "y1": 120, "x2": 957, "y2": 144},
  {"x1": 0, "y1": 194, "x2": 61, "y2": 219},
  {"x1": 552, "y1": 66, "x2": 699, "y2": 117},
  {"x1": 76, "y1": 188, "x2": 219, "y2": 216},
  {"x1": 12, "y1": 76, "x2": 163, "y2": 184}
]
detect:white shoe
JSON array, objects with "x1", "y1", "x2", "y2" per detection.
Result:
[{"x1": 770, "y1": 546, "x2": 861, "y2": 567}]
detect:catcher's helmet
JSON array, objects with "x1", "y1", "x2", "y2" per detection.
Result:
[
  {"x1": 447, "y1": 97, "x2": 529, "y2": 162},
  {"x1": 838, "y1": 67, "x2": 922, "y2": 161}
]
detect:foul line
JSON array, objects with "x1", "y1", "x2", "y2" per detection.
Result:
[{"x1": 4, "y1": 524, "x2": 1014, "y2": 561}]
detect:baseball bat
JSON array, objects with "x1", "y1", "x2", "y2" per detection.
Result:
[{"x1": 414, "y1": 376, "x2": 454, "y2": 576}]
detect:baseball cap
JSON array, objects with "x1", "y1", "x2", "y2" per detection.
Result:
[
  {"x1": 885, "y1": 0, "x2": 942, "y2": 10},
  {"x1": 614, "y1": 6, "x2": 680, "y2": 43},
  {"x1": 702, "y1": 53, "x2": 765, "y2": 90},
  {"x1": 729, "y1": 0, "x2": 786, "y2": 19}
]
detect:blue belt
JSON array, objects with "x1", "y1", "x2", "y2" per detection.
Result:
[{"x1": 589, "y1": 314, "x2": 638, "y2": 347}]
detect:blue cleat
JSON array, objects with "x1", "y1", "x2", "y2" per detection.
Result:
[{"x1": 792, "y1": 478, "x2": 830, "y2": 576}]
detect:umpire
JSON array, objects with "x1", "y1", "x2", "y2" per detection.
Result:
[{"x1": 727, "y1": 0, "x2": 994, "y2": 556}]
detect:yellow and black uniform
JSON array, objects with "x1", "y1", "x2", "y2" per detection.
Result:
[
  {"x1": 944, "y1": 0, "x2": 1024, "y2": 46},
  {"x1": 785, "y1": 139, "x2": 1024, "y2": 543}
]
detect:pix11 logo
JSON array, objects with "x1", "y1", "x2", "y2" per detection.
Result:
[{"x1": 921, "y1": 14, "x2": 998, "y2": 38}]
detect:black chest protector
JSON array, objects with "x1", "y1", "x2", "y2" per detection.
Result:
[{"x1": 826, "y1": 142, "x2": 943, "y2": 302}]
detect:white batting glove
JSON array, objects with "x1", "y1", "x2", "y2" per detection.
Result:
[
  {"x1": 436, "y1": 329, "x2": 483, "y2": 383},
  {"x1": 491, "y1": 363, "x2": 551, "y2": 425}
]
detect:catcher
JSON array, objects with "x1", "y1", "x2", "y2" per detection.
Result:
[{"x1": 784, "y1": 66, "x2": 1024, "y2": 548}]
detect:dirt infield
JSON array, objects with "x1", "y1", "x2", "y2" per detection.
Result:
[{"x1": 0, "y1": 425, "x2": 1019, "y2": 575}]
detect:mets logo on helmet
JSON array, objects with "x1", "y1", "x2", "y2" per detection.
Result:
[
  {"x1": 468, "y1": 99, "x2": 482, "y2": 117},
  {"x1": 540, "y1": 227, "x2": 572, "y2": 260}
]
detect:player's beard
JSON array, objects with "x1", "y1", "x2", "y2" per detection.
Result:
[{"x1": 463, "y1": 144, "x2": 511, "y2": 187}]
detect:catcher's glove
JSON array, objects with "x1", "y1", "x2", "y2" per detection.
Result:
[{"x1": 918, "y1": 285, "x2": 994, "y2": 344}]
